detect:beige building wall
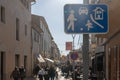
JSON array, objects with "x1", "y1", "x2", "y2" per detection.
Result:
[
  {"x1": 89, "y1": 0, "x2": 120, "y2": 80},
  {"x1": 0, "y1": 0, "x2": 34, "y2": 80}
]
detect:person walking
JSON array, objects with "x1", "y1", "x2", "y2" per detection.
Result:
[
  {"x1": 19, "y1": 65, "x2": 26, "y2": 80},
  {"x1": 38, "y1": 67, "x2": 45, "y2": 80},
  {"x1": 10, "y1": 66, "x2": 20, "y2": 80},
  {"x1": 33, "y1": 64, "x2": 40, "y2": 77},
  {"x1": 44, "y1": 66, "x2": 49, "y2": 80},
  {"x1": 75, "y1": 67, "x2": 81, "y2": 80},
  {"x1": 49, "y1": 65, "x2": 56, "y2": 80}
]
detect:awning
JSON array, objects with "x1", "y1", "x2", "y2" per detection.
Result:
[
  {"x1": 95, "y1": 46, "x2": 104, "y2": 53},
  {"x1": 45, "y1": 58, "x2": 54, "y2": 63},
  {"x1": 54, "y1": 60, "x2": 60, "y2": 63},
  {"x1": 36, "y1": 54, "x2": 45, "y2": 62}
]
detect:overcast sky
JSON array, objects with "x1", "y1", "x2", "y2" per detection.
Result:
[{"x1": 31, "y1": 0, "x2": 83, "y2": 55}]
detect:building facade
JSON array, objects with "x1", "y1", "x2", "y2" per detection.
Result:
[
  {"x1": 31, "y1": 15, "x2": 44, "y2": 71},
  {"x1": 51, "y1": 41, "x2": 60, "y2": 62},
  {"x1": 39, "y1": 16, "x2": 53, "y2": 58},
  {"x1": 0, "y1": 0, "x2": 34, "y2": 80},
  {"x1": 90, "y1": 34, "x2": 106, "y2": 80},
  {"x1": 89, "y1": 0, "x2": 120, "y2": 80},
  {"x1": 31, "y1": 14, "x2": 56, "y2": 68}
]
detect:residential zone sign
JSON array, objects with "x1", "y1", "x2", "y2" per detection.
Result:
[{"x1": 64, "y1": 4, "x2": 108, "y2": 34}]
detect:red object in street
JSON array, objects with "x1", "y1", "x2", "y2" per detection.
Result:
[{"x1": 66, "y1": 42, "x2": 72, "y2": 50}]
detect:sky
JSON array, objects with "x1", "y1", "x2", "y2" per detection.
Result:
[{"x1": 31, "y1": 0, "x2": 83, "y2": 55}]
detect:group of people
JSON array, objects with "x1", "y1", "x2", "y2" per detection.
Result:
[
  {"x1": 60, "y1": 62, "x2": 83, "y2": 80},
  {"x1": 33, "y1": 64, "x2": 58, "y2": 80},
  {"x1": 10, "y1": 65, "x2": 26, "y2": 80},
  {"x1": 60, "y1": 61, "x2": 98, "y2": 80}
]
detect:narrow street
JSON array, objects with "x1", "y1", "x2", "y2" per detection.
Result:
[
  {"x1": 25, "y1": 68, "x2": 72, "y2": 80},
  {"x1": 1, "y1": 0, "x2": 120, "y2": 80}
]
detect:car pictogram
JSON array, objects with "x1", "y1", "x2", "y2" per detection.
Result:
[{"x1": 79, "y1": 7, "x2": 88, "y2": 15}]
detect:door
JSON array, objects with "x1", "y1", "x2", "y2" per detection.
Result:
[{"x1": 0, "y1": 52, "x2": 5, "y2": 80}]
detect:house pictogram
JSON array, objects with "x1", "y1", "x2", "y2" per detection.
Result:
[{"x1": 93, "y1": 7, "x2": 104, "y2": 20}]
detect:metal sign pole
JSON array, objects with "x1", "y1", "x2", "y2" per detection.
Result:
[
  {"x1": 82, "y1": 0, "x2": 89, "y2": 80},
  {"x1": 82, "y1": 34, "x2": 89, "y2": 80},
  {"x1": 72, "y1": 34, "x2": 76, "y2": 50},
  {"x1": 72, "y1": 34, "x2": 76, "y2": 80}
]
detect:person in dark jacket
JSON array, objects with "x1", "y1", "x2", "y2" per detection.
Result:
[
  {"x1": 49, "y1": 65, "x2": 56, "y2": 80},
  {"x1": 10, "y1": 66, "x2": 20, "y2": 80},
  {"x1": 33, "y1": 64, "x2": 40, "y2": 77},
  {"x1": 19, "y1": 65, "x2": 26, "y2": 80}
]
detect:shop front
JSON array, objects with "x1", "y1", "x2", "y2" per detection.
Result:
[{"x1": 92, "y1": 46, "x2": 105, "y2": 80}]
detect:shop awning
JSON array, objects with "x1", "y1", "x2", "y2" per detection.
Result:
[
  {"x1": 44, "y1": 58, "x2": 54, "y2": 63},
  {"x1": 36, "y1": 54, "x2": 45, "y2": 62}
]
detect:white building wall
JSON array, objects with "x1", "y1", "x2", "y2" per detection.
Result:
[
  {"x1": 40, "y1": 21, "x2": 52, "y2": 58},
  {"x1": 32, "y1": 29, "x2": 40, "y2": 54}
]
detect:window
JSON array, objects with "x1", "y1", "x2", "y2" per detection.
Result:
[
  {"x1": 33, "y1": 32, "x2": 39, "y2": 42},
  {"x1": 37, "y1": 34, "x2": 39, "y2": 42},
  {"x1": 21, "y1": 0, "x2": 24, "y2": 3},
  {"x1": 16, "y1": 18, "x2": 20, "y2": 41},
  {"x1": 20, "y1": 0, "x2": 30, "y2": 11},
  {"x1": 24, "y1": 56, "x2": 27, "y2": 69},
  {"x1": 34, "y1": 32, "x2": 37, "y2": 42},
  {"x1": 15, "y1": 54, "x2": 20, "y2": 67},
  {"x1": 25, "y1": 24, "x2": 27, "y2": 36},
  {"x1": 0, "y1": 52, "x2": 5, "y2": 80},
  {"x1": 26, "y1": 1, "x2": 29, "y2": 9},
  {"x1": 1, "y1": 6, "x2": 5, "y2": 23},
  {"x1": 108, "y1": 48, "x2": 111, "y2": 80}
]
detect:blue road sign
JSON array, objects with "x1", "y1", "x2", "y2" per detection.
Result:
[
  {"x1": 64, "y1": 4, "x2": 108, "y2": 34},
  {"x1": 71, "y1": 52, "x2": 78, "y2": 60}
]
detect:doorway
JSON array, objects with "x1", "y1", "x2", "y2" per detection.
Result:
[{"x1": 0, "y1": 51, "x2": 5, "y2": 80}]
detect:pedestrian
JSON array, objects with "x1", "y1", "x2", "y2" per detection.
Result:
[
  {"x1": 33, "y1": 64, "x2": 40, "y2": 77},
  {"x1": 64, "y1": 64, "x2": 69, "y2": 78},
  {"x1": 19, "y1": 65, "x2": 26, "y2": 80},
  {"x1": 48, "y1": 65, "x2": 56, "y2": 80},
  {"x1": 10, "y1": 66, "x2": 20, "y2": 80},
  {"x1": 61, "y1": 65, "x2": 65, "y2": 76},
  {"x1": 75, "y1": 67, "x2": 81, "y2": 80},
  {"x1": 44, "y1": 66, "x2": 49, "y2": 80},
  {"x1": 55, "y1": 70, "x2": 58, "y2": 79},
  {"x1": 38, "y1": 67, "x2": 45, "y2": 80}
]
